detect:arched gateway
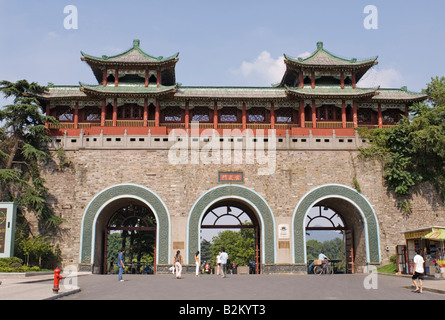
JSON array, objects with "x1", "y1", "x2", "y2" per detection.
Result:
[
  {"x1": 79, "y1": 184, "x2": 170, "y2": 273},
  {"x1": 292, "y1": 184, "x2": 381, "y2": 271},
  {"x1": 187, "y1": 185, "x2": 276, "y2": 266}
]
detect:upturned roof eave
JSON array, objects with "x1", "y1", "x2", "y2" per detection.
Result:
[
  {"x1": 283, "y1": 54, "x2": 378, "y2": 70},
  {"x1": 78, "y1": 83, "x2": 178, "y2": 97},
  {"x1": 284, "y1": 85, "x2": 378, "y2": 99}
]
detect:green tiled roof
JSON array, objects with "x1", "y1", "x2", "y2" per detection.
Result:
[
  {"x1": 371, "y1": 87, "x2": 428, "y2": 103},
  {"x1": 81, "y1": 39, "x2": 179, "y2": 66},
  {"x1": 175, "y1": 86, "x2": 288, "y2": 100},
  {"x1": 37, "y1": 84, "x2": 427, "y2": 105},
  {"x1": 285, "y1": 86, "x2": 377, "y2": 99},
  {"x1": 35, "y1": 85, "x2": 87, "y2": 100},
  {"x1": 285, "y1": 42, "x2": 378, "y2": 68},
  {"x1": 79, "y1": 83, "x2": 178, "y2": 97}
]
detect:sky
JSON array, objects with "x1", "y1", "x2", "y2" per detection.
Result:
[{"x1": 0, "y1": 0, "x2": 444, "y2": 99}]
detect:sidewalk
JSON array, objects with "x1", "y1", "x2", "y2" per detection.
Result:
[
  {"x1": 0, "y1": 272, "x2": 85, "y2": 300},
  {"x1": 380, "y1": 273, "x2": 445, "y2": 295},
  {"x1": 0, "y1": 272, "x2": 443, "y2": 300}
]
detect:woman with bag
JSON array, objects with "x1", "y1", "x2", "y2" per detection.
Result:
[{"x1": 174, "y1": 250, "x2": 183, "y2": 279}]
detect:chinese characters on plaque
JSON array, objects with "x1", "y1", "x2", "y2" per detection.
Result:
[{"x1": 218, "y1": 171, "x2": 244, "y2": 183}]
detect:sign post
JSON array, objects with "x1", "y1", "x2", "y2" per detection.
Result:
[{"x1": 0, "y1": 203, "x2": 17, "y2": 258}]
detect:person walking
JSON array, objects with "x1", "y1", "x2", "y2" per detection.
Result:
[
  {"x1": 174, "y1": 250, "x2": 183, "y2": 279},
  {"x1": 220, "y1": 247, "x2": 229, "y2": 278},
  {"x1": 412, "y1": 250, "x2": 425, "y2": 293},
  {"x1": 216, "y1": 252, "x2": 221, "y2": 275},
  {"x1": 118, "y1": 248, "x2": 125, "y2": 282},
  {"x1": 195, "y1": 251, "x2": 200, "y2": 277}
]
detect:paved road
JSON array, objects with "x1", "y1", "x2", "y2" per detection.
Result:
[{"x1": 60, "y1": 273, "x2": 444, "y2": 300}]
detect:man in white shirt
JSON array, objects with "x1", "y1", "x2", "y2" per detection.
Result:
[
  {"x1": 220, "y1": 247, "x2": 229, "y2": 278},
  {"x1": 412, "y1": 250, "x2": 424, "y2": 293}
]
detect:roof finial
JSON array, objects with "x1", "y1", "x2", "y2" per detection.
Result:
[
  {"x1": 133, "y1": 39, "x2": 140, "y2": 48},
  {"x1": 317, "y1": 41, "x2": 323, "y2": 49}
]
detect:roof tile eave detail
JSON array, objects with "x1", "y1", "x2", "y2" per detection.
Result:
[{"x1": 284, "y1": 43, "x2": 378, "y2": 69}]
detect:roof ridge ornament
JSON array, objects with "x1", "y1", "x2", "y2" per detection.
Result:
[
  {"x1": 133, "y1": 39, "x2": 141, "y2": 48},
  {"x1": 316, "y1": 41, "x2": 323, "y2": 49}
]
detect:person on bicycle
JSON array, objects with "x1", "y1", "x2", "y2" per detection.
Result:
[{"x1": 318, "y1": 253, "x2": 330, "y2": 270}]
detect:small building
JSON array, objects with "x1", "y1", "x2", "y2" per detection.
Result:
[{"x1": 399, "y1": 226, "x2": 445, "y2": 275}]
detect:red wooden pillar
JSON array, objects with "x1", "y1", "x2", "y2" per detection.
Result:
[
  {"x1": 378, "y1": 103, "x2": 383, "y2": 128},
  {"x1": 352, "y1": 71, "x2": 356, "y2": 89},
  {"x1": 340, "y1": 71, "x2": 345, "y2": 89},
  {"x1": 101, "y1": 99, "x2": 106, "y2": 127},
  {"x1": 157, "y1": 70, "x2": 161, "y2": 87},
  {"x1": 341, "y1": 100, "x2": 346, "y2": 128},
  {"x1": 299, "y1": 100, "x2": 305, "y2": 128},
  {"x1": 311, "y1": 100, "x2": 316, "y2": 129},
  {"x1": 143, "y1": 98, "x2": 148, "y2": 127},
  {"x1": 103, "y1": 69, "x2": 108, "y2": 87},
  {"x1": 115, "y1": 69, "x2": 119, "y2": 87},
  {"x1": 185, "y1": 102, "x2": 190, "y2": 130},
  {"x1": 112, "y1": 98, "x2": 117, "y2": 127},
  {"x1": 155, "y1": 99, "x2": 160, "y2": 127},
  {"x1": 213, "y1": 102, "x2": 218, "y2": 130},
  {"x1": 299, "y1": 71, "x2": 304, "y2": 88},
  {"x1": 353, "y1": 101, "x2": 358, "y2": 128},
  {"x1": 145, "y1": 70, "x2": 149, "y2": 87},
  {"x1": 242, "y1": 103, "x2": 247, "y2": 130},
  {"x1": 270, "y1": 102, "x2": 275, "y2": 130},
  {"x1": 74, "y1": 102, "x2": 79, "y2": 129},
  {"x1": 311, "y1": 70, "x2": 315, "y2": 89}
]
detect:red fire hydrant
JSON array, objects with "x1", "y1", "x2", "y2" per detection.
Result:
[{"x1": 53, "y1": 267, "x2": 63, "y2": 293}]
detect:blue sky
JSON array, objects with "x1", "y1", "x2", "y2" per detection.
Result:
[{"x1": 0, "y1": 0, "x2": 444, "y2": 94}]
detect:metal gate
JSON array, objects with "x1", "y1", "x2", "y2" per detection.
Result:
[
  {"x1": 201, "y1": 201, "x2": 261, "y2": 274},
  {"x1": 103, "y1": 203, "x2": 157, "y2": 274}
]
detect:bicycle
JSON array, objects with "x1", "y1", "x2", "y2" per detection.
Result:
[{"x1": 313, "y1": 259, "x2": 333, "y2": 275}]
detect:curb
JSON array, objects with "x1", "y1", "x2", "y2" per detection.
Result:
[{"x1": 43, "y1": 288, "x2": 82, "y2": 300}]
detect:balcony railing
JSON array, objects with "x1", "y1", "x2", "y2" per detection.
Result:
[
  {"x1": 49, "y1": 121, "x2": 394, "y2": 130},
  {"x1": 305, "y1": 121, "x2": 354, "y2": 129}
]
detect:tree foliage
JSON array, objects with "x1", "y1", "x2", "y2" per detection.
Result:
[
  {"x1": 306, "y1": 238, "x2": 344, "y2": 261},
  {"x1": 358, "y1": 76, "x2": 445, "y2": 203},
  {"x1": 0, "y1": 79, "x2": 62, "y2": 230},
  {"x1": 209, "y1": 228, "x2": 255, "y2": 267}
]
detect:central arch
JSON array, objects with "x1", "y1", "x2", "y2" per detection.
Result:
[{"x1": 187, "y1": 185, "x2": 276, "y2": 266}]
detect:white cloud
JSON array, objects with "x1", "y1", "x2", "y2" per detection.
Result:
[
  {"x1": 357, "y1": 68, "x2": 404, "y2": 88},
  {"x1": 47, "y1": 31, "x2": 59, "y2": 39},
  {"x1": 296, "y1": 51, "x2": 312, "y2": 59},
  {"x1": 229, "y1": 51, "x2": 315, "y2": 86},
  {"x1": 230, "y1": 51, "x2": 285, "y2": 86}
]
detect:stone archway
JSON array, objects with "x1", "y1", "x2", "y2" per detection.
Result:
[
  {"x1": 292, "y1": 184, "x2": 381, "y2": 272},
  {"x1": 187, "y1": 185, "x2": 276, "y2": 266},
  {"x1": 79, "y1": 184, "x2": 170, "y2": 272}
]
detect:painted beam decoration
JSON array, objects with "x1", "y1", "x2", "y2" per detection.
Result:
[
  {"x1": 0, "y1": 203, "x2": 17, "y2": 258},
  {"x1": 218, "y1": 171, "x2": 244, "y2": 183}
]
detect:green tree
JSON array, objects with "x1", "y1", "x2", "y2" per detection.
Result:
[
  {"x1": 209, "y1": 228, "x2": 255, "y2": 267},
  {"x1": 200, "y1": 239, "x2": 212, "y2": 263},
  {"x1": 0, "y1": 79, "x2": 62, "y2": 229},
  {"x1": 306, "y1": 238, "x2": 344, "y2": 261},
  {"x1": 358, "y1": 76, "x2": 445, "y2": 202}
]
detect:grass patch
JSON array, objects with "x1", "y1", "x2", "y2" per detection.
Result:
[{"x1": 377, "y1": 263, "x2": 398, "y2": 274}]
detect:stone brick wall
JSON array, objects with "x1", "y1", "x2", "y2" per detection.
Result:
[{"x1": 38, "y1": 147, "x2": 445, "y2": 271}]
